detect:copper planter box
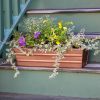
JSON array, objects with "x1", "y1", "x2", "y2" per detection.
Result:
[{"x1": 13, "y1": 48, "x2": 88, "y2": 68}]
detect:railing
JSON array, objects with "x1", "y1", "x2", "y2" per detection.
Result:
[{"x1": 0, "y1": 0, "x2": 32, "y2": 54}]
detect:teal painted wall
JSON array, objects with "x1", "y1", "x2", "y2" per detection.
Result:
[
  {"x1": 0, "y1": 69, "x2": 100, "y2": 98},
  {"x1": 26, "y1": 13, "x2": 100, "y2": 33},
  {"x1": 27, "y1": 0, "x2": 100, "y2": 33},
  {"x1": 28, "y1": 0, "x2": 100, "y2": 9}
]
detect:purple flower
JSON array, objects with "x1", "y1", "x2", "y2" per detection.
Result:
[
  {"x1": 34, "y1": 32, "x2": 41, "y2": 39},
  {"x1": 18, "y1": 36, "x2": 26, "y2": 46}
]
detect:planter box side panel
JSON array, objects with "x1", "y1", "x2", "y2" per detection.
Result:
[{"x1": 13, "y1": 48, "x2": 87, "y2": 68}]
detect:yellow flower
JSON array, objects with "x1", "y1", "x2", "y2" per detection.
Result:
[
  {"x1": 56, "y1": 41, "x2": 60, "y2": 45},
  {"x1": 49, "y1": 34, "x2": 57, "y2": 41},
  {"x1": 53, "y1": 34, "x2": 57, "y2": 39},
  {"x1": 58, "y1": 22, "x2": 62, "y2": 29}
]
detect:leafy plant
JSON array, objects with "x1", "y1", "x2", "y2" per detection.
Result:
[{"x1": 6, "y1": 15, "x2": 100, "y2": 78}]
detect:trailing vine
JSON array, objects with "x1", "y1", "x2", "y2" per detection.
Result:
[{"x1": 5, "y1": 15, "x2": 100, "y2": 79}]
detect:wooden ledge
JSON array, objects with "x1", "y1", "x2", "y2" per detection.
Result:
[
  {"x1": 0, "y1": 92, "x2": 99, "y2": 100},
  {"x1": 26, "y1": 8, "x2": 100, "y2": 14},
  {"x1": 1, "y1": 64, "x2": 100, "y2": 74}
]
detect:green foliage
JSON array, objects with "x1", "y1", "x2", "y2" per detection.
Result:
[
  {"x1": 6, "y1": 15, "x2": 100, "y2": 78},
  {"x1": 17, "y1": 16, "x2": 74, "y2": 47}
]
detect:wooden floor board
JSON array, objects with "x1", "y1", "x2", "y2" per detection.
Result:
[{"x1": 0, "y1": 92, "x2": 100, "y2": 100}]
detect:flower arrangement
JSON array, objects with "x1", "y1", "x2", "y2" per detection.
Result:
[{"x1": 6, "y1": 15, "x2": 99, "y2": 78}]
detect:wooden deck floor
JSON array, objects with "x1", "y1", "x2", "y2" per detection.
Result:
[{"x1": 0, "y1": 92, "x2": 100, "y2": 100}]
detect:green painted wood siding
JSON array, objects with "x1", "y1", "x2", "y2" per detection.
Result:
[
  {"x1": 0, "y1": 0, "x2": 4, "y2": 41},
  {"x1": 12, "y1": 0, "x2": 20, "y2": 16},
  {"x1": 28, "y1": 0, "x2": 100, "y2": 9},
  {"x1": 26, "y1": 13, "x2": 100, "y2": 33},
  {"x1": 20, "y1": 0, "x2": 27, "y2": 4},
  {"x1": 3, "y1": 0, "x2": 12, "y2": 29},
  {"x1": 0, "y1": 69, "x2": 100, "y2": 98}
]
